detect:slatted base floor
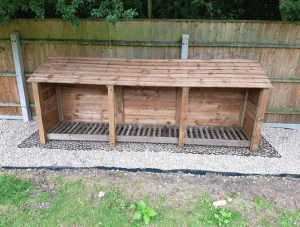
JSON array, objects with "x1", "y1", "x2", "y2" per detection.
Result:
[{"x1": 47, "y1": 121, "x2": 251, "y2": 147}]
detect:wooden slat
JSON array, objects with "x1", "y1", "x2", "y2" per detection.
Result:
[
  {"x1": 83, "y1": 123, "x2": 94, "y2": 134},
  {"x1": 225, "y1": 127, "x2": 234, "y2": 140},
  {"x1": 141, "y1": 125, "x2": 147, "y2": 136},
  {"x1": 230, "y1": 127, "x2": 240, "y2": 140},
  {"x1": 88, "y1": 123, "x2": 100, "y2": 134},
  {"x1": 204, "y1": 127, "x2": 211, "y2": 139},
  {"x1": 209, "y1": 126, "x2": 217, "y2": 139},
  {"x1": 147, "y1": 125, "x2": 151, "y2": 136},
  {"x1": 78, "y1": 124, "x2": 88, "y2": 134},
  {"x1": 169, "y1": 125, "x2": 172, "y2": 137},
  {"x1": 120, "y1": 124, "x2": 127, "y2": 135},
  {"x1": 214, "y1": 127, "x2": 222, "y2": 139},
  {"x1": 179, "y1": 87, "x2": 189, "y2": 148},
  {"x1": 239, "y1": 88, "x2": 249, "y2": 127},
  {"x1": 48, "y1": 122, "x2": 63, "y2": 133},
  {"x1": 67, "y1": 122, "x2": 80, "y2": 134},
  {"x1": 108, "y1": 85, "x2": 115, "y2": 146},
  {"x1": 61, "y1": 122, "x2": 76, "y2": 134},
  {"x1": 158, "y1": 125, "x2": 162, "y2": 137},
  {"x1": 126, "y1": 125, "x2": 132, "y2": 136},
  {"x1": 251, "y1": 88, "x2": 269, "y2": 152},
  {"x1": 71, "y1": 122, "x2": 85, "y2": 134},
  {"x1": 131, "y1": 125, "x2": 137, "y2": 136},
  {"x1": 199, "y1": 126, "x2": 205, "y2": 139},
  {"x1": 153, "y1": 125, "x2": 157, "y2": 137},
  {"x1": 194, "y1": 126, "x2": 199, "y2": 138},
  {"x1": 235, "y1": 127, "x2": 246, "y2": 140},
  {"x1": 55, "y1": 84, "x2": 64, "y2": 121},
  {"x1": 115, "y1": 86, "x2": 124, "y2": 123},
  {"x1": 116, "y1": 124, "x2": 123, "y2": 135},
  {"x1": 137, "y1": 125, "x2": 142, "y2": 136},
  {"x1": 93, "y1": 123, "x2": 104, "y2": 134},
  {"x1": 220, "y1": 127, "x2": 228, "y2": 140},
  {"x1": 189, "y1": 127, "x2": 193, "y2": 138}
]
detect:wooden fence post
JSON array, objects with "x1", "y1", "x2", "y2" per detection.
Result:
[
  {"x1": 176, "y1": 34, "x2": 190, "y2": 125},
  {"x1": 178, "y1": 87, "x2": 189, "y2": 149},
  {"x1": 10, "y1": 32, "x2": 31, "y2": 121}
]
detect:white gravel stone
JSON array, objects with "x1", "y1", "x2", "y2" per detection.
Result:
[{"x1": 0, "y1": 120, "x2": 300, "y2": 175}]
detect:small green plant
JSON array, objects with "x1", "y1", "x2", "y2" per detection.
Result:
[
  {"x1": 254, "y1": 179, "x2": 260, "y2": 183},
  {"x1": 247, "y1": 181, "x2": 250, "y2": 184},
  {"x1": 201, "y1": 208, "x2": 232, "y2": 226},
  {"x1": 122, "y1": 179, "x2": 126, "y2": 184},
  {"x1": 246, "y1": 206, "x2": 250, "y2": 212},
  {"x1": 132, "y1": 200, "x2": 157, "y2": 224},
  {"x1": 236, "y1": 192, "x2": 242, "y2": 198},
  {"x1": 226, "y1": 193, "x2": 233, "y2": 197},
  {"x1": 120, "y1": 171, "x2": 124, "y2": 178},
  {"x1": 0, "y1": 167, "x2": 2, "y2": 171},
  {"x1": 253, "y1": 197, "x2": 264, "y2": 205},
  {"x1": 241, "y1": 176, "x2": 245, "y2": 179},
  {"x1": 119, "y1": 199, "x2": 126, "y2": 207}
]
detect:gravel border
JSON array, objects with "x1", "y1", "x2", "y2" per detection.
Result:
[
  {"x1": 18, "y1": 130, "x2": 281, "y2": 158},
  {"x1": 1, "y1": 120, "x2": 300, "y2": 175}
]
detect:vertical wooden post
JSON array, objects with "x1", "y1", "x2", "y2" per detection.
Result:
[
  {"x1": 108, "y1": 85, "x2": 116, "y2": 146},
  {"x1": 176, "y1": 34, "x2": 189, "y2": 126},
  {"x1": 10, "y1": 32, "x2": 31, "y2": 121},
  {"x1": 239, "y1": 88, "x2": 249, "y2": 127},
  {"x1": 32, "y1": 82, "x2": 47, "y2": 144},
  {"x1": 250, "y1": 88, "x2": 269, "y2": 152},
  {"x1": 115, "y1": 86, "x2": 124, "y2": 123},
  {"x1": 178, "y1": 87, "x2": 189, "y2": 149},
  {"x1": 55, "y1": 84, "x2": 64, "y2": 121}
]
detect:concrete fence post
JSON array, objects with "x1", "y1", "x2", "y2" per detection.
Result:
[
  {"x1": 10, "y1": 32, "x2": 31, "y2": 121},
  {"x1": 181, "y1": 34, "x2": 189, "y2": 60}
]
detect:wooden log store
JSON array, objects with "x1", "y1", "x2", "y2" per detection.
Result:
[{"x1": 28, "y1": 57, "x2": 273, "y2": 152}]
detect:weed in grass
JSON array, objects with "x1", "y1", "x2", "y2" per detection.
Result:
[
  {"x1": 122, "y1": 179, "x2": 126, "y2": 184},
  {"x1": 253, "y1": 197, "x2": 264, "y2": 205},
  {"x1": 0, "y1": 173, "x2": 35, "y2": 206},
  {"x1": 226, "y1": 193, "x2": 233, "y2": 197},
  {"x1": 236, "y1": 192, "x2": 242, "y2": 198},
  {"x1": 132, "y1": 200, "x2": 157, "y2": 224},
  {"x1": 120, "y1": 171, "x2": 124, "y2": 178}
]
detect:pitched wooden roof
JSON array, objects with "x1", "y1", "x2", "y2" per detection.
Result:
[{"x1": 27, "y1": 57, "x2": 273, "y2": 88}]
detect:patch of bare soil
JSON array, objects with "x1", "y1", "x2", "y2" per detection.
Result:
[{"x1": 1, "y1": 168, "x2": 300, "y2": 216}]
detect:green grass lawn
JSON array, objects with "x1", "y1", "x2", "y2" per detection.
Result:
[{"x1": 0, "y1": 170, "x2": 299, "y2": 227}]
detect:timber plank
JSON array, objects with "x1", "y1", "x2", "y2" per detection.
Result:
[
  {"x1": 179, "y1": 87, "x2": 189, "y2": 148},
  {"x1": 108, "y1": 85, "x2": 115, "y2": 146},
  {"x1": 32, "y1": 83, "x2": 47, "y2": 144}
]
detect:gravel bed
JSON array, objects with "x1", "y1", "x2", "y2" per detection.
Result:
[
  {"x1": 1, "y1": 120, "x2": 300, "y2": 175},
  {"x1": 18, "y1": 131, "x2": 280, "y2": 158}
]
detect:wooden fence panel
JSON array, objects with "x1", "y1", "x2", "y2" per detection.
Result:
[{"x1": 0, "y1": 19, "x2": 299, "y2": 122}]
